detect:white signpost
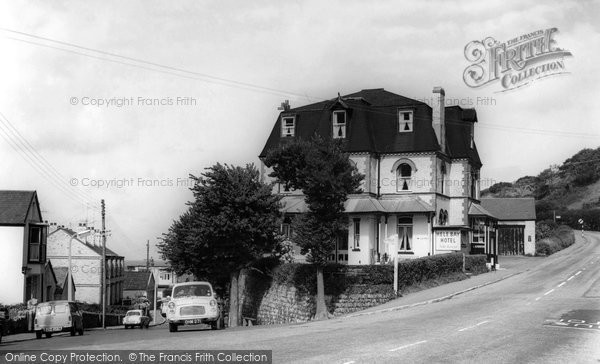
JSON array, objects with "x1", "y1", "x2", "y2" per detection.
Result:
[{"x1": 434, "y1": 230, "x2": 461, "y2": 251}]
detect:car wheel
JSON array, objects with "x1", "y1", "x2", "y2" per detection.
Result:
[
  {"x1": 45, "y1": 332, "x2": 52, "y2": 338},
  {"x1": 36, "y1": 331, "x2": 42, "y2": 339},
  {"x1": 168, "y1": 323, "x2": 178, "y2": 332}
]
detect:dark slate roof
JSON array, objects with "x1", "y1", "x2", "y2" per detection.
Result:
[
  {"x1": 50, "y1": 227, "x2": 122, "y2": 257},
  {"x1": 123, "y1": 271, "x2": 152, "y2": 291},
  {"x1": 53, "y1": 267, "x2": 69, "y2": 289},
  {"x1": 480, "y1": 198, "x2": 537, "y2": 221},
  {"x1": 0, "y1": 190, "x2": 39, "y2": 225},
  {"x1": 468, "y1": 202, "x2": 497, "y2": 218},
  {"x1": 259, "y1": 89, "x2": 481, "y2": 167}
]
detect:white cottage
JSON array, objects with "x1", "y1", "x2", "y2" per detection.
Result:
[{"x1": 259, "y1": 88, "x2": 499, "y2": 266}]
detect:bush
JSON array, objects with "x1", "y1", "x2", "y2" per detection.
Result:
[
  {"x1": 535, "y1": 225, "x2": 574, "y2": 256},
  {"x1": 464, "y1": 254, "x2": 488, "y2": 274}
]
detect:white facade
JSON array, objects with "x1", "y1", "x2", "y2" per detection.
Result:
[{"x1": 0, "y1": 227, "x2": 25, "y2": 304}]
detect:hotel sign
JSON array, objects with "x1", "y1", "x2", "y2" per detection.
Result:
[{"x1": 435, "y1": 230, "x2": 461, "y2": 251}]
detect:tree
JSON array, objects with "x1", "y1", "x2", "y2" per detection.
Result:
[
  {"x1": 264, "y1": 136, "x2": 363, "y2": 320},
  {"x1": 158, "y1": 163, "x2": 283, "y2": 326}
]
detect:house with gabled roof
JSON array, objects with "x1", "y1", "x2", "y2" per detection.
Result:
[
  {"x1": 481, "y1": 198, "x2": 536, "y2": 255},
  {"x1": 0, "y1": 190, "x2": 57, "y2": 304},
  {"x1": 123, "y1": 271, "x2": 155, "y2": 304},
  {"x1": 260, "y1": 87, "x2": 499, "y2": 266},
  {"x1": 47, "y1": 227, "x2": 124, "y2": 304}
]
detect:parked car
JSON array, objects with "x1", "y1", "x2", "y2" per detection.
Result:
[
  {"x1": 0, "y1": 308, "x2": 9, "y2": 343},
  {"x1": 165, "y1": 281, "x2": 224, "y2": 332},
  {"x1": 123, "y1": 310, "x2": 150, "y2": 329},
  {"x1": 34, "y1": 301, "x2": 84, "y2": 339}
]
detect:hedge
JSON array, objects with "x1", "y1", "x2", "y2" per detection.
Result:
[
  {"x1": 535, "y1": 225, "x2": 575, "y2": 256},
  {"x1": 464, "y1": 254, "x2": 488, "y2": 274},
  {"x1": 269, "y1": 252, "x2": 481, "y2": 294}
]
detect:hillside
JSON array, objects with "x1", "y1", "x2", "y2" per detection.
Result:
[{"x1": 482, "y1": 146, "x2": 600, "y2": 223}]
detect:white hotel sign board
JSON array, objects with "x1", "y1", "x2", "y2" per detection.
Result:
[{"x1": 434, "y1": 230, "x2": 461, "y2": 251}]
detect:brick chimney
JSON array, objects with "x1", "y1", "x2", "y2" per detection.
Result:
[{"x1": 432, "y1": 87, "x2": 445, "y2": 153}]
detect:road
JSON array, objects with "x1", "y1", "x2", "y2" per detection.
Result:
[{"x1": 3, "y1": 233, "x2": 599, "y2": 363}]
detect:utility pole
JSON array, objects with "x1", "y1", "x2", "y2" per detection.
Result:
[
  {"x1": 146, "y1": 240, "x2": 150, "y2": 272},
  {"x1": 101, "y1": 199, "x2": 106, "y2": 329}
]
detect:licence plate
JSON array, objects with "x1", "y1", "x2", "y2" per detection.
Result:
[
  {"x1": 184, "y1": 319, "x2": 202, "y2": 325},
  {"x1": 49, "y1": 327, "x2": 62, "y2": 332}
]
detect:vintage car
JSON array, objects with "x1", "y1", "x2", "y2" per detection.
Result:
[
  {"x1": 165, "y1": 281, "x2": 223, "y2": 332},
  {"x1": 34, "y1": 301, "x2": 84, "y2": 339},
  {"x1": 123, "y1": 309, "x2": 150, "y2": 329}
]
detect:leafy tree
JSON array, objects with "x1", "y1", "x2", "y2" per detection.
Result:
[
  {"x1": 158, "y1": 163, "x2": 283, "y2": 326},
  {"x1": 264, "y1": 136, "x2": 364, "y2": 319}
]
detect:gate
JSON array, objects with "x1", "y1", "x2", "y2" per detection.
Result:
[{"x1": 498, "y1": 225, "x2": 525, "y2": 255}]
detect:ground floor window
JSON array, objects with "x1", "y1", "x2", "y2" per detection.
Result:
[
  {"x1": 397, "y1": 216, "x2": 413, "y2": 252},
  {"x1": 353, "y1": 218, "x2": 360, "y2": 250},
  {"x1": 327, "y1": 231, "x2": 349, "y2": 263}
]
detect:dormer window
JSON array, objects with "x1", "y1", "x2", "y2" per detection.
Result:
[
  {"x1": 281, "y1": 116, "x2": 295, "y2": 137},
  {"x1": 398, "y1": 110, "x2": 413, "y2": 132},
  {"x1": 332, "y1": 110, "x2": 346, "y2": 139}
]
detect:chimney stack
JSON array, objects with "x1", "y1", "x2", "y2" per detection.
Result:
[{"x1": 432, "y1": 87, "x2": 446, "y2": 153}]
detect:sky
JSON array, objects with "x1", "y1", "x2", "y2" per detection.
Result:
[{"x1": 0, "y1": 0, "x2": 599, "y2": 260}]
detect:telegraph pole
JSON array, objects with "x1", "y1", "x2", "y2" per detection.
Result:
[
  {"x1": 101, "y1": 199, "x2": 106, "y2": 329},
  {"x1": 146, "y1": 240, "x2": 150, "y2": 272}
]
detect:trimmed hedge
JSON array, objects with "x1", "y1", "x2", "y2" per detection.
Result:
[
  {"x1": 269, "y1": 252, "x2": 479, "y2": 294},
  {"x1": 464, "y1": 254, "x2": 488, "y2": 274}
]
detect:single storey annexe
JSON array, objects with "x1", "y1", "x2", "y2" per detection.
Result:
[{"x1": 481, "y1": 198, "x2": 536, "y2": 255}]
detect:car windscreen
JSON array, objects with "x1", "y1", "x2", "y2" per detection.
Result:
[
  {"x1": 127, "y1": 311, "x2": 141, "y2": 316},
  {"x1": 172, "y1": 284, "x2": 212, "y2": 297}
]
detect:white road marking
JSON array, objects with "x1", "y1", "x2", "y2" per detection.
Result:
[
  {"x1": 544, "y1": 289, "x2": 555, "y2": 296},
  {"x1": 557, "y1": 282, "x2": 566, "y2": 287},
  {"x1": 567, "y1": 276, "x2": 575, "y2": 281},
  {"x1": 389, "y1": 340, "x2": 427, "y2": 352},
  {"x1": 342, "y1": 361, "x2": 355, "y2": 364},
  {"x1": 575, "y1": 271, "x2": 582, "y2": 276},
  {"x1": 458, "y1": 320, "x2": 490, "y2": 332},
  {"x1": 535, "y1": 297, "x2": 541, "y2": 301}
]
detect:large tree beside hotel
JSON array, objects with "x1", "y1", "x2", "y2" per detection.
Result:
[
  {"x1": 264, "y1": 136, "x2": 363, "y2": 320},
  {"x1": 158, "y1": 163, "x2": 283, "y2": 327}
]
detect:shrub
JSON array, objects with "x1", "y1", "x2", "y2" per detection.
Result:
[
  {"x1": 464, "y1": 254, "x2": 488, "y2": 274},
  {"x1": 535, "y1": 225, "x2": 574, "y2": 256}
]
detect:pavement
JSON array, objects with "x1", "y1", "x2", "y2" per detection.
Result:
[
  {"x1": 1, "y1": 256, "x2": 541, "y2": 345},
  {"x1": 346, "y1": 254, "x2": 544, "y2": 317}
]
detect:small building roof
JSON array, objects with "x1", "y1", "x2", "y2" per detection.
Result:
[
  {"x1": 53, "y1": 267, "x2": 69, "y2": 289},
  {"x1": 0, "y1": 190, "x2": 40, "y2": 225},
  {"x1": 123, "y1": 271, "x2": 153, "y2": 291},
  {"x1": 480, "y1": 198, "x2": 537, "y2": 221},
  {"x1": 468, "y1": 202, "x2": 497, "y2": 218}
]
